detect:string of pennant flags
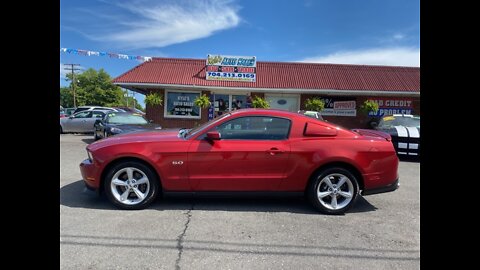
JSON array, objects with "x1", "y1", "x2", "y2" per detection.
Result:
[{"x1": 60, "y1": 48, "x2": 152, "y2": 62}]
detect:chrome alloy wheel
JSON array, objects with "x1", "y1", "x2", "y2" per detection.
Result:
[
  {"x1": 316, "y1": 173, "x2": 354, "y2": 210},
  {"x1": 110, "y1": 167, "x2": 150, "y2": 205}
]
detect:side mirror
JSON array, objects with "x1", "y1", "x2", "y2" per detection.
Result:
[
  {"x1": 206, "y1": 131, "x2": 221, "y2": 140},
  {"x1": 69, "y1": 116, "x2": 74, "y2": 119}
]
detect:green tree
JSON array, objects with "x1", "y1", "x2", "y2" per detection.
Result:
[
  {"x1": 64, "y1": 68, "x2": 124, "y2": 107},
  {"x1": 251, "y1": 96, "x2": 270, "y2": 108},
  {"x1": 60, "y1": 87, "x2": 74, "y2": 107},
  {"x1": 304, "y1": 97, "x2": 325, "y2": 111},
  {"x1": 118, "y1": 91, "x2": 144, "y2": 111}
]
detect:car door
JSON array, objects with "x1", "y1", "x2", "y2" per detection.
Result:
[
  {"x1": 64, "y1": 111, "x2": 92, "y2": 132},
  {"x1": 81, "y1": 111, "x2": 106, "y2": 133},
  {"x1": 187, "y1": 116, "x2": 291, "y2": 191}
]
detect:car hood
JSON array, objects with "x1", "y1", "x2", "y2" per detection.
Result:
[
  {"x1": 107, "y1": 123, "x2": 162, "y2": 132},
  {"x1": 375, "y1": 126, "x2": 420, "y2": 137},
  {"x1": 88, "y1": 128, "x2": 182, "y2": 151}
]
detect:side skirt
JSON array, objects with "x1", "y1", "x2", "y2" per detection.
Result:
[{"x1": 163, "y1": 191, "x2": 304, "y2": 199}]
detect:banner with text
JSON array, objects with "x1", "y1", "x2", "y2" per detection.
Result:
[
  {"x1": 206, "y1": 54, "x2": 257, "y2": 82},
  {"x1": 320, "y1": 97, "x2": 357, "y2": 117},
  {"x1": 367, "y1": 98, "x2": 414, "y2": 117}
]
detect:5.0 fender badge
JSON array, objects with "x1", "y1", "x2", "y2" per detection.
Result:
[{"x1": 172, "y1": 161, "x2": 184, "y2": 165}]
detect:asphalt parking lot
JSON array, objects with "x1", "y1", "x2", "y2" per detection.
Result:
[{"x1": 60, "y1": 134, "x2": 420, "y2": 270}]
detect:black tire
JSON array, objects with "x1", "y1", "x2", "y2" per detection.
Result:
[
  {"x1": 104, "y1": 161, "x2": 160, "y2": 210},
  {"x1": 307, "y1": 167, "x2": 359, "y2": 215}
]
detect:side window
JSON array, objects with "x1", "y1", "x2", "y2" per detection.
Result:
[
  {"x1": 92, "y1": 111, "x2": 105, "y2": 118},
  {"x1": 73, "y1": 111, "x2": 92, "y2": 119},
  {"x1": 215, "y1": 116, "x2": 291, "y2": 140}
]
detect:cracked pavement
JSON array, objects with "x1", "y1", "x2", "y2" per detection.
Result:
[{"x1": 61, "y1": 134, "x2": 420, "y2": 269}]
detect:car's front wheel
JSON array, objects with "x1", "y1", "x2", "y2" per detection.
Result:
[
  {"x1": 307, "y1": 167, "x2": 359, "y2": 215},
  {"x1": 104, "y1": 161, "x2": 160, "y2": 210}
]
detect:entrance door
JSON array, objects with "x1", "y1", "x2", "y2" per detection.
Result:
[{"x1": 265, "y1": 94, "x2": 300, "y2": 112}]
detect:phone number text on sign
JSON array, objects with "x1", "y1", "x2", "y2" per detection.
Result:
[{"x1": 206, "y1": 72, "x2": 256, "y2": 82}]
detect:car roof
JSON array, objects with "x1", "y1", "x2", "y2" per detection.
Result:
[
  {"x1": 106, "y1": 111, "x2": 145, "y2": 116},
  {"x1": 389, "y1": 114, "x2": 420, "y2": 118}
]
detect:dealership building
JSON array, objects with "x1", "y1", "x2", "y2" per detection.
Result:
[{"x1": 113, "y1": 55, "x2": 420, "y2": 129}]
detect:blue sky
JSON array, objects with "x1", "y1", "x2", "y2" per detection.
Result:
[{"x1": 60, "y1": 0, "x2": 420, "y2": 108}]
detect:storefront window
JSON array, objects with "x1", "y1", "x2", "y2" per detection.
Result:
[
  {"x1": 211, "y1": 94, "x2": 249, "y2": 118},
  {"x1": 164, "y1": 90, "x2": 201, "y2": 119}
]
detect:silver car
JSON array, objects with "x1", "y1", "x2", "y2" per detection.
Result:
[{"x1": 60, "y1": 110, "x2": 109, "y2": 134}]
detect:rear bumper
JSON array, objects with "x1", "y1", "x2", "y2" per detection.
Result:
[
  {"x1": 79, "y1": 159, "x2": 101, "y2": 191},
  {"x1": 362, "y1": 178, "x2": 399, "y2": 196}
]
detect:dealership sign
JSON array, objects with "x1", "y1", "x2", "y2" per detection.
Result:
[
  {"x1": 320, "y1": 98, "x2": 357, "y2": 117},
  {"x1": 367, "y1": 98, "x2": 414, "y2": 117},
  {"x1": 206, "y1": 54, "x2": 257, "y2": 82}
]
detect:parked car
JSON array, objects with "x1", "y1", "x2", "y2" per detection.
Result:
[
  {"x1": 94, "y1": 112, "x2": 161, "y2": 140},
  {"x1": 80, "y1": 109, "x2": 399, "y2": 214},
  {"x1": 298, "y1": 110, "x2": 324, "y2": 120},
  {"x1": 73, "y1": 106, "x2": 125, "y2": 114},
  {"x1": 114, "y1": 106, "x2": 146, "y2": 115},
  {"x1": 60, "y1": 110, "x2": 110, "y2": 134},
  {"x1": 60, "y1": 108, "x2": 67, "y2": 118},
  {"x1": 372, "y1": 114, "x2": 420, "y2": 156}
]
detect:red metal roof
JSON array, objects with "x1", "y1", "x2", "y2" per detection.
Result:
[{"x1": 113, "y1": 57, "x2": 419, "y2": 92}]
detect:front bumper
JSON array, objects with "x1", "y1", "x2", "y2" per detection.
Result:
[
  {"x1": 79, "y1": 159, "x2": 100, "y2": 191},
  {"x1": 362, "y1": 178, "x2": 400, "y2": 196}
]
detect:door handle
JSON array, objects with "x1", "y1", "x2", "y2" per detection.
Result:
[{"x1": 267, "y1": 147, "x2": 284, "y2": 155}]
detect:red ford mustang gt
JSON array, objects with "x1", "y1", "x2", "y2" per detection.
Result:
[{"x1": 80, "y1": 109, "x2": 399, "y2": 214}]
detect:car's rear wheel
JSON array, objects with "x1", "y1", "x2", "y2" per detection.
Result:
[
  {"x1": 307, "y1": 167, "x2": 359, "y2": 215},
  {"x1": 104, "y1": 161, "x2": 160, "y2": 210}
]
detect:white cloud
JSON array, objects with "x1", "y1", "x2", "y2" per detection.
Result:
[
  {"x1": 393, "y1": 34, "x2": 405, "y2": 40},
  {"x1": 87, "y1": 0, "x2": 241, "y2": 49},
  {"x1": 299, "y1": 47, "x2": 420, "y2": 67}
]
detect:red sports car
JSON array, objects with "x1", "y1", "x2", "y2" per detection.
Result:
[{"x1": 80, "y1": 109, "x2": 399, "y2": 214}]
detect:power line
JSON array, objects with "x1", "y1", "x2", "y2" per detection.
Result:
[{"x1": 64, "y1": 64, "x2": 81, "y2": 107}]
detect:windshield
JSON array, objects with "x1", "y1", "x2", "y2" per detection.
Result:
[
  {"x1": 379, "y1": 115, "x2": 420, "y2": 128},
  {"x1": 107, "y1": 113, "x2": 148, "y2": 124},
  {"x1": 184, "y1": 113, "x2": 231, "y2": 139}
]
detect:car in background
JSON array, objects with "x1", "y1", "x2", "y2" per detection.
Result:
[
  {"x1": 373, "y1": 114, "x2": 420, "y2": 156},
  {"x1": 80, "y1": 109, "x2": 399, "y2": 214},
  {"x1": 298, "y1": 110, "x2": 324, "y2": 120},
  {"x1": 114, "y1": 107, "x2": 146, "y2": 115},
  {"x1": 93, "y1": 112, "x2": 161, "y2": 140},
  {"x1": 60, "y1": 110, "x2": 110, "y2": 134},
  {"x1": 73, "y1": 106, "x2": 125, "y2": 114},
  {"x1": 60, "y1": 107, "x2": 67, "y2": 118}
]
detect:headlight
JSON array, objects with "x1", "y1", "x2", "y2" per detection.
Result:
[
  {"x1": 110, "y1": 127, "x2": 123, "y2": 134},
  {"x1": 87, "y1": 150, "x2": 93, "y2": 161}
]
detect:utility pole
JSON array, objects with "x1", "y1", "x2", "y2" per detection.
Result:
[
  {"x1": 132, "y1": 91, "x2": 136, "y2": 109},
  {"x1": 64, "y1": 64, "x2": 81, "y2": 107}
]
